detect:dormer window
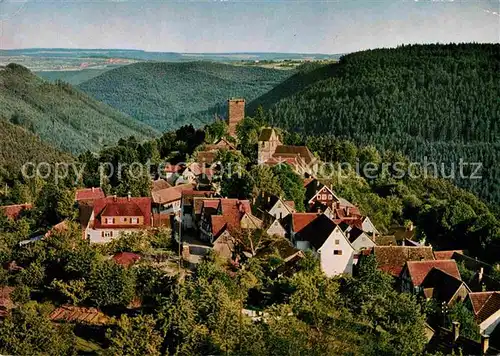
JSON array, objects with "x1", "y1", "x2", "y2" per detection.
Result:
[
  {"x1": 131, "y1": 217, "x2": 139, "y2": 224},
  {"x1": 105, "y1": 217, "x2": 115, "y2": 224}
]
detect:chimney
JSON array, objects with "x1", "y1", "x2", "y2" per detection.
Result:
[
  {"x1": 113, "y1": 194, "x2": 117, "y2": 202},
  {"x1": 127, "y1": 191, "x2": 131, "y2": 201},
  {"x1": 479, "y1": 267, "x2": 484, "y2": 283},
  {"x1": 372, "y1": 231, "x2": 376, "y2": 239},
  {"x1": 452, "y1": 321, "x2": 460, "y2": 342},
  {"x1": 408, "y1": 222, "x2": 414, "y2": 231},
  {"x1": 91, "y1": 187, "x2": 95, "y2": 192},
  {"x1": 481, "y1": 334, "x2": 490, "y2": 355}
]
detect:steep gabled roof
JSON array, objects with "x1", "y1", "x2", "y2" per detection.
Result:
[
  {"x1": 469, "y1": 292, "x2": 500, "y2": 324},
  {"x1": 211, "y1": 215, "x2": 228, "y2": 237},
  {"x1": 297, "y1": 214, "x2": 338, "y2": 250},
  {"x1": 373, "y1": 246, "x2": 435, "y2": 277},
  {"x1": 421, "y1": 268, "x2": 468, "y2": 304},
  {"x1": 405, "y1": 260, "x2": 461, "y2": 287}
]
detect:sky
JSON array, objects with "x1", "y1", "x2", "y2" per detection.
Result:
[{"x1": 0, "y1": 0, "x2": 498, "y2": 53}]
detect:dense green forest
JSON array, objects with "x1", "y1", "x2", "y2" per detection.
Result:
[
  {"x1": 0, "y1": 119, "x2": 72, "y2": 178},
  {"x1": 0, "y1": 63, "x2": 157, "y2": 154},
  {"x1": 77, "y1": 61, "x2": 293, "y2": 131},
  {"x1": 251, "y1": 44, "x2": 500, "y2": 205},
  {"x1": 36, "y1": 68, "x2": 114, "y2": 85}
]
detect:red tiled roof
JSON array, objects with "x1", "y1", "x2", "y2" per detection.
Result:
[
  {"x1": 274, "y1": 145, "x2": 315, "y2": 165},
  {"x1": 75, "y1": 187, "x2": 105, "y2": 202},
  {"x1": 151, "y1": 179, "x2": 171, "y2": 192},
  {"x1": 219, "y1": 199, "x2": 251, "y2": 231},
  {"x1": 211, "y1": 215, "x2": 227, "y2": 237},
  {"x1": 112, "y1": 252, "x2": 141, "y2": 267},
  {"x1": 290, "y1": 213, "x2": 320, "y2": 233},
  {"x1": 0, "y1": 204, "x2": 32, "y2": 220},
  {"x1": 92, "y1": 197, "x2": 151, "y2": 229},
  {"x1": 469, "y1": 292, "x2": 500, "y2": 324},
  {"x1": 373, "y1": 246, "x2": 435, "y2": 277},
  {"x1": 196, "y1": 198, "x2": 220, "y2": 215},
  {"x1": 151, "y1": 183, "x2": 195, "y2": 204},
  {"x1": 406, "y1": 260, "x2": 461, "y2": 287},
  {"x1": 434, "y1": 250, "x2": 464, "y2": 260},
  {"x1": 101, "y1": 203, "x2": 143, "y2": 217}
]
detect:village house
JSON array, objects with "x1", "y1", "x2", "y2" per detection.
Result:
[
  {"x1": 257, "y1": 128, "x2": 318, "y2": 175},
  {"x1": 468, "y1": 292, "x2": 500, "y2": 336},
  {"x1": 151, "y1": 183, "x2": 195, "y2": 215},
  {"x1": 82, "y1": 195, "x2": 152, "y2": 243},
  {"x1": 372, "y1": 246, "x2": 435, "y2": 278},
  {"x1": 181, "y1": 189, "x2": 215, "y2": 230},
  {"x1": 400, "y1": 259, "x2": 462, "y2": 294},
  {"x1": 293, "y1": 214, "x2": 356, "y2": 276},
  {"x1": 199, "y1": 198, "x2": 262, "y2": 244}
]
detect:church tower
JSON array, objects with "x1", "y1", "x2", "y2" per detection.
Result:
[{"x1": 258, "y1": 128, "x2": 281, "y2": 164}]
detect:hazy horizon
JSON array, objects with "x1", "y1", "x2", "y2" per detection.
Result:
[{"x1": 0, "y1": 0, "x2": 498, "y2": 53}]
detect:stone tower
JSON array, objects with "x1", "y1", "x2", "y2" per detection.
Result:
[{"x1": 227, "y1": 98, "x2": 245, "y2": 137}]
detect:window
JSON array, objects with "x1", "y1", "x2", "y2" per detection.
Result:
[
  {"x1": 335, "y1": 239, "x2": 340, "y2": 245},
  {"x1": 328, "y1": 194, "x2": 333, "y2": 200},
  {"x1": 131, "y1": 217, "x2": 139, "y2": 224},
  {"x1": 102, "y1": 231, "x2": 113, "y2": 238},
  {"x1": 105, "y1": 217, "x2": 114, "y2": 224},
  {"x1": 333, "y1": 250, "x2": 342, "y2": 255}
]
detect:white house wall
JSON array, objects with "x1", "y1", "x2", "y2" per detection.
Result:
[
  {"x1": 318, "y1": 228, "x2": 355, "y2": 277},
  {"x1": 351, "y1": 233, "x2": 376, "y2": 252}
]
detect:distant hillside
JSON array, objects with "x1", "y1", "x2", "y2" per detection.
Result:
[
  {"x1": 0, "y1": 64, "x2": 157, "y2": 154},
  {"x1": 78, "y1": 61, "x2": 293, "y2": 131},
  {"x1": 0, "y1": 118, "x2": 72, "y2": 176},
  {"x1": 254, "y1": 43, "x2": 500, "y2": 204},
  {"x1": 36, "y1": 69, "x2": 112, "y2": 85}
]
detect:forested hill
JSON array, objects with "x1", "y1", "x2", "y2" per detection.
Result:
[
  {"x1": 0, "y1": 119, "x2": 72, "y2": 176},
  {"x1": 0, "y1": 64, "x2": 157, "y2": 154},
  {"x1": 77, "y1": 61, "x2": 293, "y2": 131},
  {"x1": 256, "y1": 43, "x2": 500, "y2": 205}
]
